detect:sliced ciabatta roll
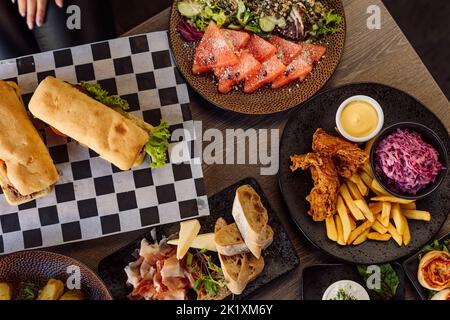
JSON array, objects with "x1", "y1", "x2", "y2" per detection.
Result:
[
  {"x1": 232, "y1": 185, "x2": 269, "y2": 258},
  {"x1": 215, "y1": 222, "x2": 273, "y2": 256}
]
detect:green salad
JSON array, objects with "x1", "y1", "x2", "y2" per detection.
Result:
[{"x1": 177, "y1": 0, "x2": 342, "y2": 41}]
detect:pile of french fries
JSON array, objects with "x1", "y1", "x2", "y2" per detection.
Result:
[{"x1": 325, "y1": 142, "x2": 431, "y2": 247}]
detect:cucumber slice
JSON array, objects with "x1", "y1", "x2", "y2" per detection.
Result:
[
  {"x1": 259, "y1": 16, "x2": 276, "y2": 32},
  {"x1": 178, "y1": 0, "x2": 203, "y2": 17}
]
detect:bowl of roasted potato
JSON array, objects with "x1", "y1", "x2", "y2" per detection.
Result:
[{"x1": 0, "y1": 251, "x2": 112, "y2": 300}]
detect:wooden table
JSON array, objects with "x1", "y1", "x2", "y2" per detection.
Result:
[{"x1": 52, "y1": 0, "x2": 450, "y2": 300}]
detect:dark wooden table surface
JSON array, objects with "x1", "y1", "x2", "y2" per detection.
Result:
[{"x1": 51, "y1": 0, "x2": 450, "y2": 300}]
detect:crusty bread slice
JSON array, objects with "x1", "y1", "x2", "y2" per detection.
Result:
[
  {"x1": 1, "y1": 183, "x2": 53, "y2": 206},
  {"x1": 218, "y1": 252, "x2": 264, "y2": 295},
  {"x1": 215, "y1": 222, "x2": 273, "y2": 256},
  {"x1": 232, "y1": 185, "x2": 269, "y2": 258}
]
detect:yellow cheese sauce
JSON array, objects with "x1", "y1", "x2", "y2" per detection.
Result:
[{"x1": 340, "y1": 100, "x2": 378, "y2": 138}]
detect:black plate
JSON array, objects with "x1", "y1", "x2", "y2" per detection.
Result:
[
  {"x1": 279, "y1": 83, "x2": 450, "y2": 264},
  {"x1": 402, "y1": 232, "x2": 450, "y2": 300},
  {"x1": 301, "y1": 263, "x2": 405, "y2": 300},
  {"x1": 98, "y1": 178, "x2": 299, "y2": 300}
]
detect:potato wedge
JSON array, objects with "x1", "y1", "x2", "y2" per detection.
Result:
[
  {"x1": 337, "y1": 196, "x2": 352, "y2": 243},
  {"x1": 350, "y1": 173, "x2": 368, "y2": 196},
  {"x1": 372, "y1": 220, "x2": 388, "y2": 235},
  {"x1": 371, "y1": 179, "x2": 389, "y2": 196},
  {"x1": 60, "y1": 290, "x2": 86, "y2": 300},
  {"x1": 347, "y1": 220, "x2": 373, "y2": 244},
  {"x1": 365, "y1": 138, "x2": 376, "y2": 155},
  {"x1": 346, "y1": 181, "x2": 363, "y2": 200},
  {"x1": 402, "y1": 216, "x2": 411, "y2": 246},
  {"x1": 340, "y1": 184, "x2": 365, "y2": 220},
  {"x1": 0, "y1": 282, "x2": 12, "y2": 300},
  {"x1": 354, "y1": 199, "x2": 375, "y2": 222},
  {"x1": 391, "y1": 203, "x2": 405, "y2": 235},
  {"x1": 334, "y1": 215, "x2": 346, "y2": 246},
  {"x1": 37, "y1": 279, "x2": 65, "y2": 300},
  {"x1": 387, "y1": 223, "x2": 403, "y2": 246},
  {"x1": 371, "y1": 196, "x2": 415, "y2": 204},
  {"x1": 402, "y1": 209, "x2": 431, "y2": 221},
  {"x1": 380, "y1": 201, "x2": 391, "y2": 227},
  {"x1": 353, "y1": 229, "x2": 370, "y2": 245},
  {"x1": 400, "y1": 202, "x2": 417, "y2": 210},
  {"x1": 367, "y1": 232, "x2": 391, "y2": 241},
  {"x1": 325, "y1": 215, "x2": 338, "y2": 242}
]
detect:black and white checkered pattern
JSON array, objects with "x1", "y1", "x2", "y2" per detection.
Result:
[{"x1": 0, "y1": 32, "x2": 209, "y2": 254}]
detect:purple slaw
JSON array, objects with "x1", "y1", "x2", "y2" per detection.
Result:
[{"x1": 375, "y1": 128, "x2": 445, "y2": 195}]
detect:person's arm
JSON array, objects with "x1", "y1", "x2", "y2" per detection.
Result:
[{"x1": 15, "y1": 0, "x2": 64, "y2": 29}]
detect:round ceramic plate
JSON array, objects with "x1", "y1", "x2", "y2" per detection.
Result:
[
  {"x1": 169, "y1": 0, "x2": 346, "y2": 115},
  {"x1": 0, "y1": 251, "x2": 112, "y2": 300},
  {"x1": 278, "y1": 83, "x2": 450, "y2": 264}
]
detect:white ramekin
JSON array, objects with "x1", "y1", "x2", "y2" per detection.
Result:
[{"x1": 335, "y1": 95, "x2": 384, "y2": 143}]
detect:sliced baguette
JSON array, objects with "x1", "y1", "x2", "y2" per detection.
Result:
[
  {"x1": 218, "y1": 252, "x2": 264, "y2": 295},
  {"x1": 215, "y1": 222, "x2": 273, "y2": 256},
  {"x1": 232, "y1": 185, "x2": 269, "y2": 258}
]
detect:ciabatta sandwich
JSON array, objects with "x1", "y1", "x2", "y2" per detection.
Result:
[{"x1": 0, "y1": 81, "x2": 59, "y2": 205}]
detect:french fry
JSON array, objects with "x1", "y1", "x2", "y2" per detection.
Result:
[
  {"x1": 371, "y1": 196, "x2": 415, "y2": 204},
  {"x1": 380, "y1": 201, "x2": 391, "y2": 227},
  {"x1": 347, "y1": 220, "x2": 373, "y2": 244},
  {"x1": 371, "y1": 179, "x2": 389, "y2": 196},
  {"x1": 354, "y1": 199, "x2": 375, "y2": 222},
  {"x1": 369, "y1": 202, "x2": 382, "y2": 214},
  {"x1": 387, "y1": 222, "x2": 402, "y2": 246},
  {"x1": 349, "y1": 215, "x2": 356, "y2": 230},
  {"x1": 334, "y1": 215, "x2": 346, "y2": 246},
  {"x1": 361, "y1": 162, "x2": 373, "y2": 177},
  {"x1": 325, "y1": 215, "x2": 338, "y2": 242},
  {"x1": 346, "y1": 181, "x2": 363, "y2": 200},
  {"x1": 350, "y1": 173, "x2": 368, "y2": 196},
  {"x1": 337, "y1": 196, "x2": 352, "y2": 243},
  {"x1": 353, "y1": 229, "x2": 370, "y2": 245},
  {"x1": 402, "y1": 209, "x2": 431, "y2": 221},
  {"x1": 360, "y1": 171, "x2": 383, "y2": 196},
  {"x1": 340, "y1": 184, "x2": 365, "y2": 220},
  {"x1": 401, "y1": 202, "x2": 417, "y2": 210},
  {"x1": 402, "y1": 215, "x2": 411, "y2": 246},
  {"x1": 372, "y1": 220, "x2": 388, "y2": 235},
  {"x1": 365, "y1": 138, "x2": 376, "y2": 155},
  {"x1": 367, "y1": 232, "x2": 391, "y2": 241},
  {"x1": 391, "y1": 203, "x2": 405, "y2": 235}
]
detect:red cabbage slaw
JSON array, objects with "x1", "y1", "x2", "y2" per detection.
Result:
[{"x1": 375, "y1": 128, "x2": 445, "y2": 195}]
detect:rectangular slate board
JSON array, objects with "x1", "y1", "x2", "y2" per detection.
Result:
[{"x1": 98, "y1": 177, "x2": 300, "y2": 300}]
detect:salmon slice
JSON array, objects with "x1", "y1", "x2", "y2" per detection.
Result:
[
  {"x1": 215, "y1": 51, "x2": 261, "y2": 94},
  {"x1": 244, "y1": 55, "x2": 286, "y2": 93},
  {"x1": 301, "y1": 43, "x2": 326, "y2": 64},
  {"x1": 222, "y1": 29, "x2": 251, "y2": 51},
  {"x1": 268, "y1": 35, "x2": 303, "y2": 65},
  {"x1": 192, "y1": 22, "x2": 239, "y2": 74},
  {"x1": 271, "y1": 54, "x2": 313, "y2": 89},
  {"x1": 246, "y1": 34, "x2": 277, "y2": 62}
]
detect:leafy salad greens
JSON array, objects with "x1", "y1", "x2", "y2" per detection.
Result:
[
  {"x1": 177, "y1": 0, "x2": 343, "y2": 41},
  {"x1": 357, "y1": 264, "x2": 400, "y2": 300}
]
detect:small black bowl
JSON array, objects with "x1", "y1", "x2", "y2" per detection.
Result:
[{"x1": 370, "y1": 122, "x2": 448, "y2": 200}]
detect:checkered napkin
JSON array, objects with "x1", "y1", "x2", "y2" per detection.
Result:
[{"x1": 0, "y1": 32, "x2": 209, "y2": 255}]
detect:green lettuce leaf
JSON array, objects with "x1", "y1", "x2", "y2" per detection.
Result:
[
  {"x1": 357, "y1": 264, "x2": 399, "y2": 300},
  {"x1": 144, "y1": 121, "x2": 171, "y2": 169},
  {"x1": 80, "y1": 81, "x2": 129, "y2": 110}
]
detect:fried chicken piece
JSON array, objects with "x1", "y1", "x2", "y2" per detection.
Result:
[
  {"x1": 312, "y1": 128, "x2": 368, "y2": 178},
  {"x1": 290, "y1": 153, "x2": 340, "y2": 221}
]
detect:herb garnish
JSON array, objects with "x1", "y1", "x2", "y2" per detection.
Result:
[
  {"x1": 357, "y1": 264, "x2": 399, "y2": 300},
  {"x1": 187, "y1": 249, "x2": 227, "y2": 298},
  {"x1": 419, "y1": 239, "x2": 450, "y2": 259},
  {"x1": 331, "y1": 288, "x2": 357, "y2": 300},
  {"x1": 17, "y1": 282, "x2": 38, "y2": 300},
  {"x1": 80, "y1": 81, "x2": 130, "y2": 110}
]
